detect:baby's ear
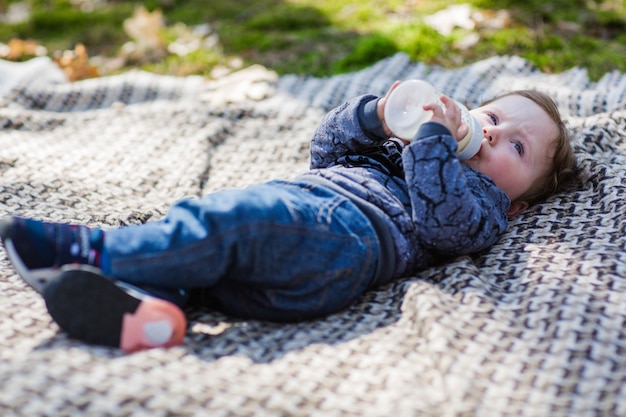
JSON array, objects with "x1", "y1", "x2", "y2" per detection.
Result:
[{"x1": 507, "y1": 200, "x2": 529, "y2": 217}]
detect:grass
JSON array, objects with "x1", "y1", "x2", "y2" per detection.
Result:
[{"x1": 1, "y1": 0, "x2": 625, "y2": 80}]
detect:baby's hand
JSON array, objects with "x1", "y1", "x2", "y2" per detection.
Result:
[
  {"x1": 377, "y1": 81, "x2": 408, "y2": 142},
  {"x1": 424, "y1": 95, "x2": 469, "y2": 142}
]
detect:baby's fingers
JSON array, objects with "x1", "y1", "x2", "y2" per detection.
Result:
[
  {"x1": 378, "y1": 80, "x2": 403, "y2": 137},
  {"x1": 456, "y1": 121, "x2": 469, "y2": 140},
  {"x1": 423, "y1": 102, "x2": 444, "y2": 120},
  {"x1": 443, "y1": 97, "x2": 471, "y2": 140},
  {"x1": 440, "y1": 96, "x2": 461, "y2": 120}
]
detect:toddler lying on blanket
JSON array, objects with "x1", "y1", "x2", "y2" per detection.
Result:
[{"x1": 1, "y1": 81, "x2": 577, "y2": 352}]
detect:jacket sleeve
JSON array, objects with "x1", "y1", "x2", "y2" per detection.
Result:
[
  {"x1": 403, "y1": 122, "x2": 510, "y2": 254},
  {"x1": 310, "y1": 94, "x2": 387, "y2": 169}
]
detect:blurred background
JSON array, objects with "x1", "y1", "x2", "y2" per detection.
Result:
[{"x1": 0, "y1": 0, "x2": 624, "y2": 81}]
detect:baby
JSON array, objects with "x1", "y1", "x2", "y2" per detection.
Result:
[{"x1": 0, "y1": 81, "x2": 577, "y2": 352}]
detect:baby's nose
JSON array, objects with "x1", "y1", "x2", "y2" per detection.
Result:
[{"x1": 483, "y1": 127, "x2": 495, "y2": 143}]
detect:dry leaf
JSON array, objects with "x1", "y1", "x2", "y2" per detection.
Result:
[
  {"x1": 53, "y1": 44, "x2": 100, "y2": 82},
  {"x1": 473, "y1": 9, "x2": 512, "y2": 30},
  {"x1": 121, "y1": 6, "x2": 166, "y2": 63},
  {"x1": 2, "y1": 38, "x2": 47, "y2": 60}
]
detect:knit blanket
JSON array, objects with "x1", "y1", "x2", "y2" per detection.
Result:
[{"x1": 1, "y1": 53, "x2": 625, "y2": 417}]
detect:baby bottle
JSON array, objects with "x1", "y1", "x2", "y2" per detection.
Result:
[{"x1": 383, "y1": 80, "x2": 483, "y2": 161}]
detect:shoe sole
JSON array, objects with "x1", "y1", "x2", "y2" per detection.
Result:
[{"x1": 43, "y1": 266, "x2": 187, "y2": 352}]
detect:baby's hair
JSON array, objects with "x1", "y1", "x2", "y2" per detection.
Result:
[{"x1": 480, "y1": 90, "x2": 578, "y2": 207}]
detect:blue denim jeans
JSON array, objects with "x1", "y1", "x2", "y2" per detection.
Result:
[{"x1": 102, "y1": 180, "x2": 381, "y2": 322}]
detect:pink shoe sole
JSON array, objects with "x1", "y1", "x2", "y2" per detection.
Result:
[{"x1": 120, "y1": 297, "x2": 187, "y2": 353}]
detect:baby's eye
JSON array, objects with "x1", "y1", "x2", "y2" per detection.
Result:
[
  {"x1": 513, "y1": 142, "x2": 523, "y2": 155},
  {"x1": 487, "y1": 111, "x2": 498, "y2": 124}
]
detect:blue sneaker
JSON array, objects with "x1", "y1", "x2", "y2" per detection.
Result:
[{"x1": 0, "y1": 216, "x2": 104, "y2": 293}]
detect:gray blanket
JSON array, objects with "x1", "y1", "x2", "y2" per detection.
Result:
[{"x1": 1, "y1": 53, "x2": 625, "y2": 416}]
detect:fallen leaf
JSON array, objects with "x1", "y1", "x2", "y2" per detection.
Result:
[
  {"x1": 121, "y1": 6, "x2": 166, "y2": 63},
  {"x1": 53, "y1": 43, "x2": 100, "y2": 81},
  {"x1": 2, "y1": 38, "x2": 47, "y2": 60}
]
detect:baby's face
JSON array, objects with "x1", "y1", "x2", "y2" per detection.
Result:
[{"x1": 467, "y1": 95, "x2": 557, "y2": 207}]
